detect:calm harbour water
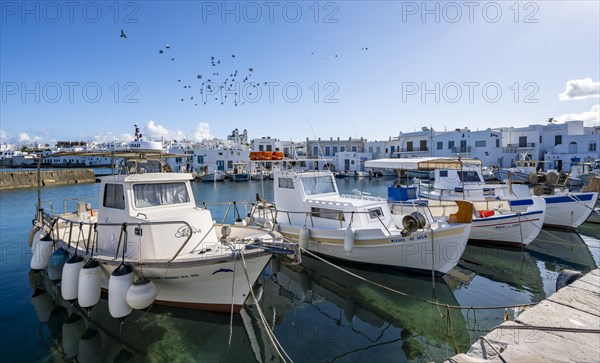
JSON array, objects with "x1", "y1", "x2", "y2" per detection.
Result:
[{"x1": 0, "y1": 177, "x2": 598, "y2": 363}]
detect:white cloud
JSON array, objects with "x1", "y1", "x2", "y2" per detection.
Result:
[
  {"x1": 559, "y1": 78, "x2": 600, "y2": 101},
  {"x1": 144, "y1": 121, "x2": 186, "y2": 141},
  {"x1": 89, "y1": 132, "x2": 134, "y2": 143},
  {"x1": 191, "y1": 122, "x2": 213, "y2": 142},
  {"x1": 0, "y1": 129, "x2": 8, "y2": 141},
  {"x1": 555, "y1": 104, "x2": 600, "y2": 126},
  {"x1": 18, "y1": 132, "x2": 30, "y2": 142}
]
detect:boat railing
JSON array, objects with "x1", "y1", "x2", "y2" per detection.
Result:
[
  {"x1": 200, "y1": 200, "x2": 254, "y2": 225},
  {"x1": 39, "y1": 209, "x2": 193, "y2": 262},
  {"x1": 247, "y1": 203, "x2": 396, "y2": 234},
  {"x1": 63, "y1": 198, "x2": 84, "y2": 214},
  {"x1": 339, "y1": 194, "x2": 386, "y2": 202}
]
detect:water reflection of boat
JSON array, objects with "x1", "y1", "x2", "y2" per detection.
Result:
[
  {"x1": 29, "y1": 269, "x2": 276, "y2": 363},
  {"x1": 262, "y1": 255, "x2": 471, "y2": 362},
  {"x1": 458, "y1": 244, "x2": 545, "y2": 302},
  {"x1": 526, "y1": 229, "x2": 598, "y2": 273}
]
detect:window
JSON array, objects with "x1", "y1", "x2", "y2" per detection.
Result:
[
  {"x1": 519, "y1": 136, "x2": 527, "y2": 147},
  {"x1": 133, "y1": 182, "x2": 190, "y2": 208},
  {"x1": 406, "y1": 141, "x2": 413, "y2": 152},
  {"x1": 539, "y1": 135, "x2": 542, "y2": 143},
  {"x1": 266, "y1": 145, "x2": 272, "y2": 151},
  {"x1": 340, "y1": 146, "x2": 345, "y2": 152},
  {"x1": 175, "y1": 157, "x2": 182, "y2": 163},
  {"x1": 333, "y1": 146, "x2": 338, "y2": 154},
  {"x1": 301, "y1": 175, "x2": 336, "y2": 195},
  {"x1": 496, "y1": 139, "x2": 500, "y2": 147},
  {"x1": 278, "y1": 177, "x2": 294, "y2": 189},
  {"x1": 103, "y1": 184, "x2": 125, "y2": 209},
  {"x1": 311, "y1": 207, "x2": 344, "y2": 221},
  {"x1": 368, "y1": 146, "x2": 373, "y2": 153},
  {"x1": 589, "y1": 142, "x2": 597, "y2": 152},
  {"x1": 352, "y1": 146, "x2": 357, "y2": 152},
  {"x1": 197, "y1": 156, "x2": 204, "y2": 164},
  {"x1": 439, "y1": 170, "x2": 448, "y2": 177},
  {"x1": 475, "y1": 141, "x2": 486, "y2": 147},
  {"x1": 437, "y1": 142, "x2": 443, "y2": 150},
  {"x1": 259, "y1": 145, "x2": 264, "y2": 151},
  {"x1": 458, "y1": 171, "x2": 482, "y2": 182},
  {"x1": 555, "y1": 135, "x2": 562, "y2": 146},
  {"x1": 376, "y1": 146, "x2": 381, "y2": 153},
  {"x1": 448, "y1": 141, "x2": 455, "y2": 149},
  {"x1": 227, "y1": 160, "x2": 233, "y2": 169},
  {"x1": 420, "y1": 140, "x2": 427, "y2": 150},
  {"x1": 313, "y1": 146, "x2": 319, "y2": 156},
  {"x1": 325, "y1": 147, "x2": 330, "y2": 156},
  {"x1": 368, "y1": 208, "x2": 384, "y2": 219}
]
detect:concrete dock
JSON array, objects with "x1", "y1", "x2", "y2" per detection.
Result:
[
  {"x1": 447, "y1": 268, "x2": 600, "y2": 363},
  {"x1": 0, "y1": 169, "x2": 96, "y2": 189}
]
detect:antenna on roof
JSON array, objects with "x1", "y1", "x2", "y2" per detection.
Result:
[{"x1": 308, "y1": 118, "x2": 325, "y2": 164}]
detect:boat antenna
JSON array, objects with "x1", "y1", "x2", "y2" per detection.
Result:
[{"x1": 308, "y1": 119, "x2": 325, "y2": 170}]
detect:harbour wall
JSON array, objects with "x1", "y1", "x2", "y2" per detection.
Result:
[{"x1": 0, "y1": 169, "x2": 96, "y2": 190}]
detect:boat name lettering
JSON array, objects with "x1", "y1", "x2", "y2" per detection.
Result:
[
  {"x1": 390, "y1": 234, "x2": 428, "y2": 243},
  {"x1": 494, "y1": 223, "x2": 518, "y2": 229},
  {"x1": 175, "y1": 226, "x2": 201, "y2": 238},
  {"x1": 156, "y1": 273, "x2": 200, "y2": 280}
]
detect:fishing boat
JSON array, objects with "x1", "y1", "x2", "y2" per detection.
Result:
[
  {"x1": 251, "y1": 164, "x2": 472, "y2": 275},
  {"x1": 200, "y1": 170, "x2": 225, "y2": 182},
  {"x1": 28, "y1": 138, "x2": 298, "y2": 317},
  {"x1": 366, "y1": 158, "x2": 547, "y2": 246},
  {"x1": 366, "y1": 157, "x2": 597, "y2": 230},
  {"x1": 231, "y1": 163, "x2": 250, "y2": 182}
]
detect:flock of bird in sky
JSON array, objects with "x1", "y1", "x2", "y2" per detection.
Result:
[{"x1": 119, "y1": 29, "x2": 368, "y2": 107}]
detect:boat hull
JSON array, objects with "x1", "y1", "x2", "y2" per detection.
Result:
[
  {"x1": 509, "y1": 192, "x2": 598, "y2": 229},
  {"x1": 276, "y1": 224, "x2": 470, "y2": 275},
  {"x1": 96, "y1": 255, "x2": 272, "y2": 313},
  {"x1": 469, "y1": 210, "x2": 544, "y2": 246}
]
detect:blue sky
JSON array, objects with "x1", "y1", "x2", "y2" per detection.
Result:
[{"x1": 1, "y1": 1, "x2": 599, "y2": 145}]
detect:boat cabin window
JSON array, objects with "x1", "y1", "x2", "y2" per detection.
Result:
[
  {"x1": 133, "y1": 182, "x2": 190, "y2": 208},
  {"x1": 301, "y1": 175, "x2": 336, "y2": 195},
  {"x1": 368, "y1": 207, "x2": 384, "y2": 219},
  {"x1": 458, "y1": 171, "x2": 482, "y2": 182},
  {"x1": 278, "y1": 177, "x2": 294, "y2": 189},
  {"x1": 104, "y1": 183, "x2": 125, "y2": 210},
  {"x1": 311, "y1": 207, "x2": 345, "y2": 221},
  {"x1": 439, "y1": 170, "x2": 448, "y2": 177}
]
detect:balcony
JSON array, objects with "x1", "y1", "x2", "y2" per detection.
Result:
[
  {"x1": 506, "y1": 143, "x2": 536, "y2": 148},
  {"x1": 451, "y1": 146, "x2": 471, "y2": 153},
  {"x1": 395, "y1": 147, "x2": 428, "y2": 153}
]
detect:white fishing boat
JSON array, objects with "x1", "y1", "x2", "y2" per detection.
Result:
[
  {"x1": 200, "y1": 170, "x2": 225, "y2": 182},
  {"x1": 366, "y1": 157, "x2": 597, "y2": 231},
  {"x1": 251, "y1": 165, "x2": 472, "y2": 275},
  {"x1": 367, "y1": 158, "x2": 547, "y2": 247},
  {"x1": 28, "y1": 137, "x2": 298, "y2": 317}
]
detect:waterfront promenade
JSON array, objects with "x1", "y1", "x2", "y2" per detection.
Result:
[{"x1": 447, "y1": 268, "x2": 600, "y2": 362}]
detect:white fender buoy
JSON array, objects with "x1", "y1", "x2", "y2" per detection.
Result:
[
  {"x1": 344, "y1": 226, "x2": 355, "y2": 254},
  {"x1": 30, "y1": 235, "x2": 54, "y2": 271},
  {"x1": 78, "y1": 259, "x2": 102, "y2": 309},
  {"x1": 108, "y1": 264, "x2": 133, "y2": 319},
  {"x1": 62, "y1": 313, "x2": 85, "y2": 359},
  {"x1": 31, "y1": 288, "x2": 55, "y2": 323},
  {"x1": 299, "y1": 225, "x2": 310, "y2": 249},
  {"x1": 47, "y1": 248, "x2": 69, "y2": 281},
  {"x1": 264, "y1": 220, "x2": 274, "y2": 230},
  {"x1": 234, "y1": 218, "x2": 247, "y2": 226},
  {"x1": 78, "y1": 328, "x2": 102, "y2": 363},
  {"x1": 61, "y1": 255, "x2": 84, "y2": 301},
  {"x1": 28, "y1": 225, "x2": 42, "y2": 251},
  {"x1": 126, "y1": 277, "x2": 158, "y2": 310},
  {"x1": 269, "y1": 258, "x2": 280, "y2": 275}
]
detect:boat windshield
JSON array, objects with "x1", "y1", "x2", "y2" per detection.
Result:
[
  {"x1": 458, "y1": 170, "x2": 482, "y2": 182},
  {"x1": 301, "y1": 175, "x2": 336, "y2": 195},
  {"x1": 133, "y1": 182, "x2": 190, "y2": 207}
]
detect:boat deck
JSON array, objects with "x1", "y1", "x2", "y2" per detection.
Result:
[{"x1": 446, "y1": 268, "x2": 600, "y2": 362}]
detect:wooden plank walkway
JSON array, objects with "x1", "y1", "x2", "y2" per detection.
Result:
[{"x1": 447, "y1": 268, "x2": 600, "y2": 363}]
